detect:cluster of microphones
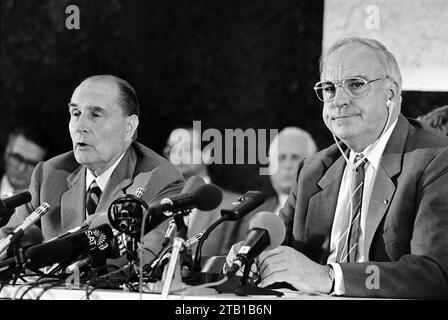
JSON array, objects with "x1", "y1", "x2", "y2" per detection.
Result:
[{"x1": 0, "y1": 176, "x2": 286, "y2": 294}]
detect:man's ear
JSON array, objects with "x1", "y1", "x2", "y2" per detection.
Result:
[
  {"x1": 126, "y1": 115, "x2": 139, "y2": 141},
  {"x1": 387, "y1": 79, "x2": 399, "y2": 102}
]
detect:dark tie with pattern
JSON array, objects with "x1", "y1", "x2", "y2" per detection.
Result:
[
  {"x1": 346, "y1": 154, "x2": 368, "y2": 262},
  {"x1": 86, "y1": 180, "x2": 102, "y2": 216},
  {"x1": 337, "y1": 154, "x2": 368, "y2": 263}
]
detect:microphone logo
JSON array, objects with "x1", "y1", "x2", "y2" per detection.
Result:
[{"x1": 85, "y1": 229, "x2": 108, "y2": 250}]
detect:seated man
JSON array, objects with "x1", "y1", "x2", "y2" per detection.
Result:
[
  {"x1": 229, "y1": 37, "x2": 448, "y2": 299},
  {"x1": 0, "y1": 75, "x2": 184, "y2": 263},
  {"x1": 1, "y1": 126, "x2": 49, "y2": 197},
  {"x1": 267, "y1": 126, "x2": 318, "y2": 215}
]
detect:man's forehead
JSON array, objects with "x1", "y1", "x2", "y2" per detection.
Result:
[
  {"x1": 322, "y1": 43, "x2": 384, "y2": 79},
  {"x1": 70, "y1": 78, "x2": 120, "y2": 104},
  {"x1": 10, "y1": 135, "x2": 46, "y2": 160}
]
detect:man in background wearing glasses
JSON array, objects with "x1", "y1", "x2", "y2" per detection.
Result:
[
  {"x1": 244, "y1": 37, "x2": 448, "y2": 299},
  {"x1": 1, "y1": 126, "x2": 49, "y2": 197}
]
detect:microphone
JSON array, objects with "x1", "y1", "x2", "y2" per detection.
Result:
[
  {"x1": 162, "y1": 219, "x2": 176, "y2": 247},
  {"x1": 107, "y1": 187, "x2": 149, "y2": 236},
  {"x1": 65, "y1": 228, "x2": 113, "y2": 274},
  {"x1": 225, "y1": 211, "x2": 286, "y2": 277},
  {"x1": 0, "y1": 191, "x2": 32, "y2": 227},
  {"x1": 25, "y1": 224, "x2": 113, "y2": 270},
  {"x1": 81, "y1": 213, "x2": 126, "y2": 259},
  {"x1": 0, "y1": 202, "x2": 50, "y2": 256},
  {"x1": 108, "y1": 176, "x2": 223, "y2": 236},
  {"x1": 146, "y1": 176, "x2": 223, "y2": 226},
  {"x1": 220, "y1": 191, "x2": 265, "y2": 221}
]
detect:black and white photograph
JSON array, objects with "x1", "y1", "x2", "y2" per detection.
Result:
[{"x1": 0, "y1": 0, "x2": 447, "y2": 310}]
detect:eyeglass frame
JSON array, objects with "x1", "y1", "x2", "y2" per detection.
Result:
[
  {"x1": 6, "y1": 152, "x2": 41, "y2": 170},
  {"x1": 313, "y1": 76, "x2": 390, "y2": 103}
]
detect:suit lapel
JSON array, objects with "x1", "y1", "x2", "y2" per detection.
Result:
[
  {"x1": 364, "y1": 115, "x2": 408, "y2": 257},
  {"x1": 60, "y1": 146, "x2": 137, "y2": 232},
  {"x1": 306, "y1": 148, "x2": 346, "y2": 262},
  {"x1": 97, "y1": 146, "x2": 137, "y2": 213},
  {"x1": 61, "y1": 165, "x2": 86, "y2": 232}
]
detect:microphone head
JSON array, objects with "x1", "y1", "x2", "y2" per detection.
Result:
[
  {"x1": 194, "y1": 183, "x2": 223, "y2": 211},
  {"x1": 248, "y1": 211, "x2": 286, "y2": 251},
  {"x1": 1, "y1": 190, "x2": 32, "y2": 210}
]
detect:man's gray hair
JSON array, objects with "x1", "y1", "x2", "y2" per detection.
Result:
[
  {"x1": 320, "y1": 37, "x2": 402, "y2": 96},
  {"x1": 269, "y1": 126, "x2": 318, "y2": 158}
]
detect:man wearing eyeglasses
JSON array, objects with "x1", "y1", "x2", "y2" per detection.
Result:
[
  {"x1": 1, "y1": 127, "x2": 48, "y2": 197},
  {"x1": 241, "y1": 37, "x2": 448, "y2": 299}
]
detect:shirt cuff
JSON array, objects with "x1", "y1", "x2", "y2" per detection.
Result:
[{"x1": 329, "y1": 263, "x2": 345, "y2": 295}]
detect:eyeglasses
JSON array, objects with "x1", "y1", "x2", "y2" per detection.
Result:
[
  {"x1": 7, "y1": 152, "x2": 40, "y2": 170},
  {"x1": 313, "y1": 76, "x2": 389, "y2": 102}
]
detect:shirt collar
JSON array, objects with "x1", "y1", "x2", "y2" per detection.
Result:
[
  {"x1": 349, "y1": 118, "x2": 398, "y2": 171},
  {"x1": 0, "y1": 175, "x2": 15, "y2": 197},
  {"x1": 85, "y1": 153, "x2": 126, "y2": 192}
]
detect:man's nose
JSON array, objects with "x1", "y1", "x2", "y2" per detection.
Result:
[
  {"x1": 332, "y1": 85, "x2": 350, "y2": 109},
  {"x1": 74, "y1": 113, "x2": 90, "y2": 133}
]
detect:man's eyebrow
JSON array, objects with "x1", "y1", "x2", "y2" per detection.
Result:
[{"x1": 67, "y1": 103, "x2": 105, "y2": 112}]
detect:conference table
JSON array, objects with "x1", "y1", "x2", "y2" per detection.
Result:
[{"x1": 0, "y1": 283, "x2": 374, "y2": 300}]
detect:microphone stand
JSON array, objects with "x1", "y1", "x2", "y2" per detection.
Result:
[
  {"x1": 0, "y1": 233, "x2": 28, "y2": 285},
  {"x1": 160, "y1": 210, "x2": 190, "y2": 299}
]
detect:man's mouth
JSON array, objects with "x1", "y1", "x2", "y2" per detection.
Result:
[
  {"x1": 76, "y1": 142, "x2": 91, "y2": 149},
  {"x1": 331, "y1": 115, "x2": 358, "y2": 120}
]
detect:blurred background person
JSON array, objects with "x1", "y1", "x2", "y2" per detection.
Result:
[
  {"x1": 267, "y1": 126, "x2": 318, "y2": 215},
  {"x1": 417, "y1": 105, "x2": 448, "y2": 136},
  {"x1": 1, "y1": 126, "x2": 49, "y2": 197}
]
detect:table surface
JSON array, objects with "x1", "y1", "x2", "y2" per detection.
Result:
[{"x1": 0, "y1": 283, "x2": 377, "y2": 300}]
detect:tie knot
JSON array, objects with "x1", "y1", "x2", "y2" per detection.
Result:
[
  {"x1": 354, "y1": 154, "x2": 367, "y2": 169},
  {"x1": 88, "y1": 180, "x2": 100, "y2": 191}
]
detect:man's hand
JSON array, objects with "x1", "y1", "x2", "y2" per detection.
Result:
[
  {"x1": 257, "y1": 245, "x2": 332, "y2": 294},
  {"x1": 224, "y1": 241, "x2": 258, "y2": 277}
]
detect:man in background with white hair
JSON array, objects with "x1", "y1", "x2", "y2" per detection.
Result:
[{"x1": 267, "y1": 127, "x2": 318, "y2": 215}]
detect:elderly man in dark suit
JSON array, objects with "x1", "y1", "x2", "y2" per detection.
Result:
[
  {"x1": 0, "y1": 75, "x2": 184, "y2": 260},
  {"x1": 231, "y1": 37, "x2": 448, "y2": 299}
]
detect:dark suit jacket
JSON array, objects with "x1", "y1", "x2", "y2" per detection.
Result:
[
  {"x1": 281, "y1": 114, "x2": 448, "y2": 299},
  {"x1": 0, "y1": 142, "x2": 184, "y2": 259}
]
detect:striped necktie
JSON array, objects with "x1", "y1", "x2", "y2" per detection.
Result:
[
  {"x1": 86, "y1": 180, "x2": 102, "y2": 216},
  {"x1": 337, "y1": 154, "x2": 368, "y2": 263}
]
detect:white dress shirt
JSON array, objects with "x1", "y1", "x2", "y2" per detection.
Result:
[{"x1": 328, "y1": 118, "x2": 398, "y2": 295}]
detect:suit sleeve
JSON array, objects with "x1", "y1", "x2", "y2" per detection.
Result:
[
  {"x1": 279, "y1": 159, "x2": 304, "y2": 246},
  {"x1": 339, "y1": 148, "x2": 448, "y2": 299},
  {"x1": 139, "y1": 163, "x2": 184, "y2": 262}
]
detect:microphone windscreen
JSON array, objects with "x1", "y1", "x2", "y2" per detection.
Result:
[
  {"x1": 248, "y1": 211, "x2": 286, "y2": 251},
  {"x1": 25, "y1": 224, "x2": 113, "y2": 270},
  {"x1": 1, "y1": 190, "x2": 32, "y2": 210},
  {"x1": 194, "y1": 183, "x2": 223, "y2": 211}
]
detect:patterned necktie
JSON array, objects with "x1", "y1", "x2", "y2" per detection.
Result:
[
  {"x1": 337, "y1": 154, "x2": 368, "y2": 263},
  {"x1": 86, "y1": 180, "x2": 102, "y2": 216}
]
